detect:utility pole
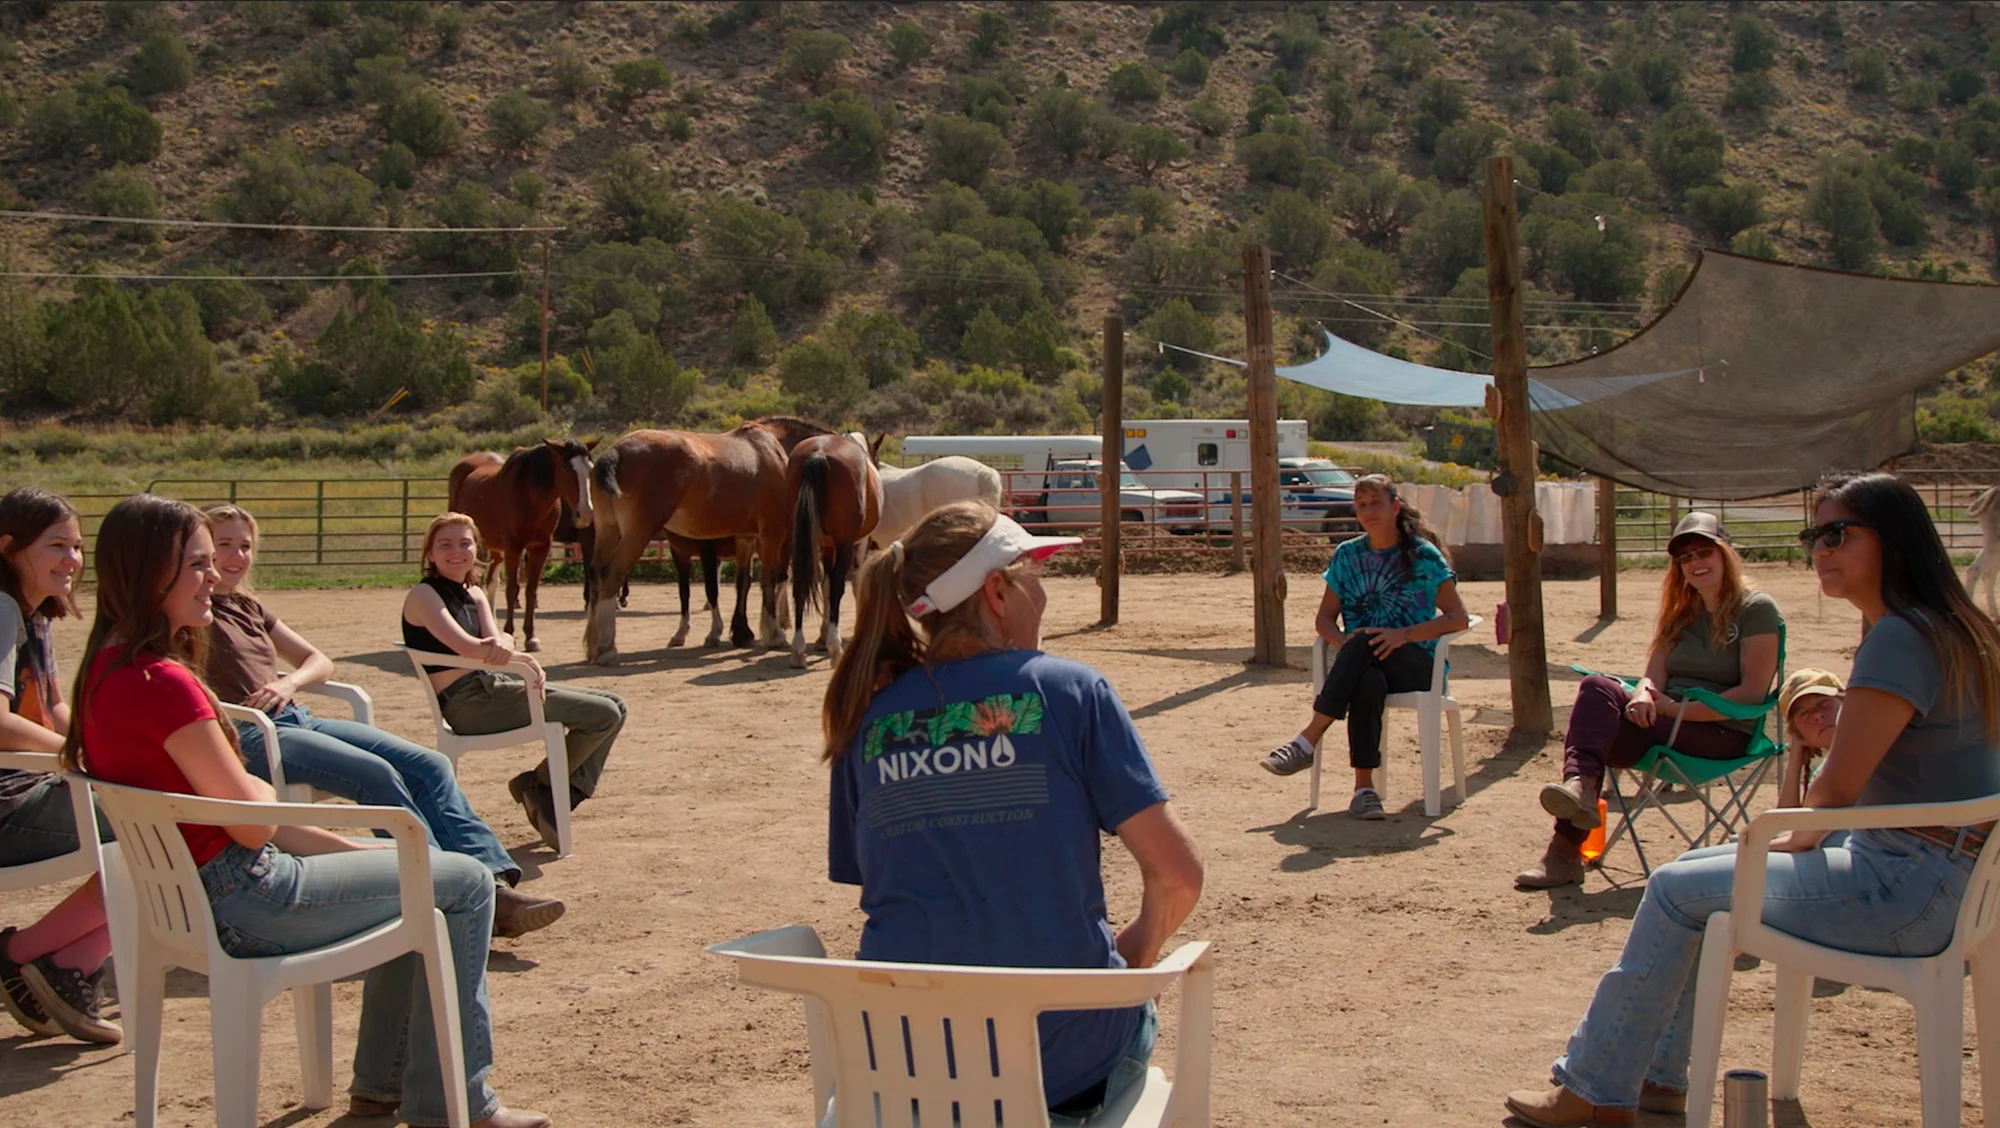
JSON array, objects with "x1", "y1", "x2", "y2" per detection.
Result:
[
  {"x1": 1481, "y1": 156, "x2": 1553, "y2": 733},
  {"x1": 1100, "y1": 313, "x2": 1123, "y2": 626},
  {"x1": 1242, "y1": 244, "x2": 1286, "y2": 667}
]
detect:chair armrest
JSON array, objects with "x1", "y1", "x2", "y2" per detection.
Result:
[
  {"x1": 0, "y1": 751, "x2": 92, "y2": 851},
  {"x1": 393, "y1": 644, "x2": 536, "y2": 675},
  {"x1": 217, "y1": 703, "x2": 287, "y2": 793},
  {"x1": 1162, "y1": 941, "x2": 1214, "y2": 1128},
  {"x1": 1732, "y1": 797, "x2": 2000, "y2": 917},
  {"x1": 1678, "y1": 687, "x2": 1775, "y2": 722},
  {"x1": 302, "y1": 680, "x2": 373, "y2": 726},
  {"x1": 75, "y1": 775, "x2": 437, "y2": 930}
]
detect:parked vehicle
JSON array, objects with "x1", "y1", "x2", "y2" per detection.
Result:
[
  {"x1": 1026, "y1": 459, "x2": 1207, "y2": 533},
  {"x1": 1116, "y1": 419, "x2": 1311, "y2": 490},
  {"x1": 1206, "y1": 459, "x2": 1358, "y2": 536}
]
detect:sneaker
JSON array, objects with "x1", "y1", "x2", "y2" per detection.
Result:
[
  {"x1": 20, "y1": 958, "x2": 120, "y2": 1044},
  {"x1": 1349, "y1": 788, "x2": 1386, "y2": 820},
  {"x1": 1259, "y1": 737, "x2": 1316, "y2": 777},
  {"x1": 0, "y1": 927, "x2": 61, "y2": 1037}
]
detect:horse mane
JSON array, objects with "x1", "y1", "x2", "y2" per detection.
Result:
[
  {"x1": 749, "y1": 414, "x2": 834, "y2": 437},
  {"x1": 506, "y1": 443, "x2": 557, "y2": 493}
]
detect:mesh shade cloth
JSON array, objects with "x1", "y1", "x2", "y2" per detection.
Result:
[{"x1": 1530, "y1": 251, "x2": 2000, "y2": 500}]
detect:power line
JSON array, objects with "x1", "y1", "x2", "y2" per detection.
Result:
[
  {"x1": 1274, "y1": 269, "x2": 1492, "y2": 361},
  {"x1": 0, "y1": 209, "x2": 565, "y2": 234},
  {"x1": 1, "y1": 269, "x2": 524, "y2": 281}
]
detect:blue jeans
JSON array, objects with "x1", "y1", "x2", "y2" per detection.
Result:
[
  {"x1": 200, "y1": 841, "x2": 500, "y2": 1128},
  {"x1": 1050, "y1": 1001, "x2": 1159, "y2": 1126},
  {"x1": 235, "y1": 704, "x2": 518, "y2": 883},
  {"x1": 0, "y1": 773, "x2": 113, "y2": 866},
  {"x1": 1554, "y1": 829, "x2": 1971, "y2": 1110}
]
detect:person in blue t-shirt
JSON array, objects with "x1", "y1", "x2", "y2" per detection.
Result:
[
  {"x1": 1258, "y1": 475, "x2": 1471, "y2": 820},
  {"x1": 823, "y1": 501, "x2": 1205, "y2": 1121}
]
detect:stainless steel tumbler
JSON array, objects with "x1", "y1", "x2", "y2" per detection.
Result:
[{"x1": 1722, "y1": 1069, "x2": 1770, "y2": 1128}]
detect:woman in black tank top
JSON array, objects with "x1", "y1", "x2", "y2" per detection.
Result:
[{"x1": 401, "y1": 514, "x2": 626, "y2": 853}]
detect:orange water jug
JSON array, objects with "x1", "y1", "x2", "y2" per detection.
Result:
[{"x1": 1580, "y1": 799, "x2": 1609, "y2": 861}]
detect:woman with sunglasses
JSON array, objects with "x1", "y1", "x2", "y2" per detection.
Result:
[
  {"x1": 1517, "y1": 513, "x2": 1783, "y2": 889},
  {"x1": 1505, "y1": 473, "x2": 2000, "y2": 1127},
  {"x1": 822, "y1": 502, "x2": 1204, "y2": 1123},
  {"x1": 1776, "y1": 668, "x2": 1843, "y2": 808}
]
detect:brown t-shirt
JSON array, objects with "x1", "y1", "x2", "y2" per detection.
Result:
[{"x1": 205, "y1": 592, "x2": 282, "y2": 708}]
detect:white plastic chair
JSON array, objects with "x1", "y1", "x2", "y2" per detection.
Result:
[
  {"x1": 79, "y1": 774, "x2": 469, "y2": 1128},
  {"x1": 1686, "y1": 795, "x2": 2000, "y2": 1128},
  {"x1": 394, "y1": 645, "x2": 571, "y2": 858},
  {"x1": 1307, "y1": 615, "x2": 1481, "y2": 817},
  {"x1": 0, "y1": 750, "x2": 137, "y2": 1046},
  {"x1": 708, "y1": 926, "x2": 1213, "y2": 1128},
  {"x1": 216, "y1": 680, "x2": 375, "y2": 803}
]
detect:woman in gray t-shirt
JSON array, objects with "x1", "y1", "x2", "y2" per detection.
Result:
[{"x1": 1506, "y1": 472, "x2": 2000, "y2": 1126}]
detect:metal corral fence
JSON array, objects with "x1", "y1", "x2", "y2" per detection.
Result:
[
  {"x1": 1612, "y1": 469, "x2": 2000, "y2": 557},
  {"x1": 57, "y1": 466, "x2": 2000, "y2": 574}
]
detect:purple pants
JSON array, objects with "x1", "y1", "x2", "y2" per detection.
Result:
[{"x1": 1554, "y1": 674, "x2": 1751, "y2": 844}]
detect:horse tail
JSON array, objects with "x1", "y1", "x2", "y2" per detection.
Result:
[
  {"x1": 794, "y1": 452, "x2": 829, "y2": 615},
  {"x1": 1973, "y1": 486, "x2": 1999, "y2": 519},
  {"x1": 594, "y1": 447, "x2": 623, "y2": 499},
  {"x1": 447, "y1": 458, "x2": 479, "y2": 512}
]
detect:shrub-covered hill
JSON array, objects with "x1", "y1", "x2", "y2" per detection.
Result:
[{"x1": 6, "y1": 0, "x2": 2000, "y2": 444}]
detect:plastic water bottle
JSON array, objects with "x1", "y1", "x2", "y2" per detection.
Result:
[{"x1": 1580, "y1": 799, "x2": 1609, "y2": 861}]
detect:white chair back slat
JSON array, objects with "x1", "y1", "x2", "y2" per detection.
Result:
[{"x1": 1956, "y1": 826, "x2": 2000, "y2": 956}]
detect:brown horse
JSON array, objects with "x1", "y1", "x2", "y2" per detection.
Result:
[
  {"x1": 786, "y1": 432, "x2": 883, "y2": 668},
  {"x1": 585, "y1": 417, "x2": 832, "y2": 664},
  {"x1": 448, "y1": 438, "x2": 595, "y2": 652}
]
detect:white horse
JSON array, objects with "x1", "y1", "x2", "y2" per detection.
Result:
[
  {"x1": 1967, "y1": 486, "x2": 2000, "y2": 617},
  {"x1": 854, "y1": 435, "x2": 1004, "y2": 573}
]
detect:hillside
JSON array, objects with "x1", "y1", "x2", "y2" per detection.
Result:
[{"x1": 5, "y1": 0, "x2": 2000, "y2": 447}]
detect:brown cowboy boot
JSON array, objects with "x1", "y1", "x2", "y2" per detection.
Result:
[
  {"x1": 1539, "y1": 775, "x2": 1602, "y2": 829},
  {"x1": 1504, "y1": 1084, "x2": 1635, "y2": 1127},
  {"x1": 1515, "y1": 832, "x2": 1586, "y2": 889}
]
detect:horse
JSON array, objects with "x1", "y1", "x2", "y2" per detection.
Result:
[
  {"x1": 447, "y1": 438, "x2": 596, "y2": 652},
  {"x1": 786, "y1": 433, "x2": 882, "y2": 669},
  {"x1": 585, "y1": 416, "x2": 832, "y2": 665},
  {"x1": 1967, "y1": 485, "x2": 2000, "y2": 617},
  {"x1": 860, "y1": 443, "x2": 1005, "y2": 575}
]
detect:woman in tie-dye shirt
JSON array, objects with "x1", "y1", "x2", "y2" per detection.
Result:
[{"x1": 1256, "y1": 475, "x2": 1469, "y2": 821}]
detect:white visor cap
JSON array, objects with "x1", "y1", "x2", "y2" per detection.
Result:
[{"x1": 904, "y1": 515, "x2": 1080, "y2": 618}]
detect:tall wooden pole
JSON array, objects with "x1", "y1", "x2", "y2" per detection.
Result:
[
  {"x1": 1100, "y1": 313, "x2": 1123, "y2": 627},
  {"x1": 538, "y1": 239, "x2": 553, "y2": 413},
  {"x1": 1242, "y1": 244, "x2": 1287, "y2": 667},
  {"x1": 1597, "y1": 474, "x2": 1618, "y2": 619},
  {"x1": 1481, "y1": 156, "x2": 1553, "y2": 733}
]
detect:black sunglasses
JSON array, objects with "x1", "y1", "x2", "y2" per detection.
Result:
[{"x1": 1798, "y1": 520, "x2": 1868, "y2": 551}]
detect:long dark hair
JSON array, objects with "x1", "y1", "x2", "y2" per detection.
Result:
[
  {"x1": 1816, "y1": 472, "x2": 2000, "y2": 737},
  {"x1": 0, "y1": 487, "x2": 80, "y2": 621},
  {"x1": 1353, "y1": 474, "x2": 1448, "y2": 580},
  {"x1": 60, "y1": 494, "x2": 240, "y2": 772}
]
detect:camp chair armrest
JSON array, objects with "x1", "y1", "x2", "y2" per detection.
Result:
[
  {"x1": 1569, "y1": 664, "x2": 1636, "y2": 685},
  {"x1": 1677, "y1": 687, "x2": 1775, "y2": 722}
]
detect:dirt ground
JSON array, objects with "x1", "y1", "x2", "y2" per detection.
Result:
[{"x1": 0, "y1": 563, "x2": 1973, "y2": 1127}]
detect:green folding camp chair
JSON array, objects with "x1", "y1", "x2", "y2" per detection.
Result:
[{"x1": 1571, "y1": 626, "x2": 1786, "y2": 876}]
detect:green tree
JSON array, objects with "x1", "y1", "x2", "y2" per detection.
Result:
[
  {"x1": 607, "y1": 57, "x2": 671, "y2": 114},
  {"x1": 587, "y1": 310, "x2": 694, "y2": 421},
  {"x1": 702, "y1": 196, "x2": 839, "y2": 313},
  {"x1": 1378, "y1": 27, "x2": 1437, "y2": 84},
  {"x1": 1332, "y1": 167, "x2": 1430, "y2": 248},
  {"x1": 830, "y1": 307, "x2": 924, "y2": 386},
  {"x1": 551, "y1": 46, "x2": 598, "y2": 100},
  {"x1": 1431, "y1": 122, "x2": 1503, "y2": 184},
  {"x1": 129, "y1": 29, "x2": 194, "y2": 96},
  {"x1": 1261, "y1": 189, "x2": 1334, "y2": 269},
  {"x1": 351, "y1": 54, "x2": 416, "y2": 106},
  {"x1": 1138, "y1": 299, "x2": 1217, "y2": 373},
  {"x1": 1683, "y1": 182, "x2": 1763, "y2": 243},
  {"x1": 1728, "y1": 15, "x2": 1779, "y2": 73},
  {"x1": 374, "y1": 141, "x2": 417, "y2": 189},
  {"x1": 280, "y1": 285, "x2": 473, "y2": 415},
  {"x1": 1405, "y1": 190, "x2": 1485, "y2": 291},
  {"x1": 1025, "y1": 86, "x2": 1091, "y2": 162},
  {"x1": 1936, "y1": 140, "x2": 1980, "y2": 198},
  {"x1": 1246, "y1": 83, "x2": 1289, "y2": 133},
  {"x1": 83, "y1": 165, "x2": 160, "y2": 242},
  {"x1": 1945, "y1": 66, "x2": 1987, "y2": 107},
  {"x1": 1168, "y1": 48, "x2": 1209, "y2": 87},
  {"x1": 969, "y1": 10, "x2": 1012, "y2": 60},
  {"x1": 990, "y1": 178, "x2": 1090, "y2": 253},
  {"x1": 1644, "y1": 104, "x2": 1726, "y2": 196},
  {"x1": 960, "y1": 305, "x2": 1014, "y2": 367},
  {"x1": 1235, "y1": 128, "x2": 1309, "y2": 186},
  {"x1": 1593, "y1": 68, "x2": 1645, "y2": 117},
  {"x1": 1547, "y1": 106, "x2": 1601, "y2": 166},
  {"x1": 1807, "y1": 166, "x2": 1880, "y2": 269},
  {"x1": 925, "y1": 114, "x2": 1012, "y2": 187},
  {"x1": 595, "y1": 150, "x2": 689, "y2": 243},
  {"x1": 1269, "y1": 9, "x2": 1321, "y2": 72},
  {"x1": 384, "y1": 85, "x2": 462, "y2": 157},
  {"x1": 901, "y1": 233, "x2": 1043, "y2": 335},
  {"x1": 1484, "y1": 31, "x2": 1541, "y2": 81},
  {"x1": 486, "y1": 89, "x2": 553, "y2": 154},
  {"x1": 728, "y1": 297, "x2": 778, "y2": 364},
  {"x1": 1731, "y1": 227, "x2": 1780, "y2": 260},
  {"x1": 806, "y1": 90, "x2": 891, "y2": 176},
  {"x1": 886, "y1": 21, "x2": 930, "y2": 70},
  {"x1": 1121, "y1": 124, "x2": 1188, "y2": 176},
  {"x1": 1107, "y1": 63, "x2": 1164, "y2": 104},
  {"x1": 780, "y1": 29, "x2": 850, "y2": 94},
  {"x1": 778, "y1": 337, "x2": 865, "y2": 417},
  {"x1": 1548, "y1": 27, "x2": 1581, "y2": 78},
  {"x1": 1844, "y1": 47, "x2": 1889, "y2": 94}
]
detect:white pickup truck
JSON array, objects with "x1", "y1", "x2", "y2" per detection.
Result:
[{"x1": 1015, "y1": 459, "x2": 1207, "y2": 533}]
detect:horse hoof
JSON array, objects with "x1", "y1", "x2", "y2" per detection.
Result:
[
  {"x1": 790, "y1": 652, "x2": 807, "y2": 669},
  {"x1": 592, "y1": 648, "x2": 620, "y2": 667},
  {"x1": 668, "y1": 633, "x2": 688, "y2": 648},
  {"x1": 525, "y1": 638, "x2": 541, "y2": 653},
  {"x1": 704, "y1": 633, "x2": 725, "y2": 648},
  {"x1": 812, "y1": 640, "x2": 829, "y2": 654}
]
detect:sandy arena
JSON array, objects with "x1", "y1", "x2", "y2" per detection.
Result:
[{"x1": 0, "y1": 564, "x2": 1969, "y2": 1127}]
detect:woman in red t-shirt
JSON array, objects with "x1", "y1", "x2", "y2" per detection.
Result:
[{"x1": 65, "y1": 494, "x2": 549, "y2": 1128}]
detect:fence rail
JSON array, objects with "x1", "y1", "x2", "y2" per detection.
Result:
[{"x1": 50, "y1": 467, "x2": 2000, "y2": 574}]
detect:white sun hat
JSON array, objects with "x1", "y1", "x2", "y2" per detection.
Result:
[{"x1": 904, "y1": 514, "x2": 1080, "y2": 618}]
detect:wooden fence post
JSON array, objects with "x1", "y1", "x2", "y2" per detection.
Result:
[
  {"x1": 1100, "y1": 313, "x2": 1123, "y2": 627},
  {"x1": 1242, "y1": 244, "x2": 1286, "y2": 667}
]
